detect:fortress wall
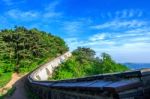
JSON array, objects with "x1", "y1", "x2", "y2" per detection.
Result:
[
  {"x1": 30, "y1": 52, "x2": 72, "y2": 81},
  {"x1": 26, "y1": 51, "x2": 150, "y2": 99}
]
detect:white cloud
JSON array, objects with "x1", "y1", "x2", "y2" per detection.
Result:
[
  {"x1": 65, "y1": 37, "x2": 85, "y2": 51},
  {"x1": 62, "y1": 18, "x2": 93, "y2": 36},
  {"x1": 80, "y1": 41, "x2": 150, "y2": 63},
  {"x1": 43, "y1": 1, "x2": 62, "y2": 18},
  {"x1": 6, "y1": 9, "x2": 39, "y2": 20},
  {"x1": 90, "y1": 26, "x2": 150, "y2": 44},
  {"x1": 43, "y1": 12, "x2": 61, "y2": 18},
  {"x1": 66, "y1": 25, "x2": 150, "y2": 63},
  {"x1": 44, "y1": 1, "x2": 59, "y2": 11},
  {"x1": 89, "y1": 33, "x2": 107, "y2": 41},
  {"x1": 62, "y1": 19, "x2": 92, "y2": 36},
  {"x1": 121, "y1": 10, "x2": 128, "y2": 18},
  {"x1": 138, "y1": 11, "x2": 143, "y2": 17},
  {"x1": 93, "y1": 42, "x2": 150, "y2": 63},
  {"x1": 115, "y1": 9, "x2": 143, "y2": 18},
  {"x1": 63, "y1": 21, "x2": 82, "y2": 35},
  {"x1": 5, "y1": 1, "x2": 62, "y2": 21},
  {"x1": 100, "y1": 9, "x2": 143, "y2": 19},
  {"x1": 128, "y1": 10, "x2": 134, "y2": 17},
  {"x1": 91, "y1": 20, "x2": 146, "y2": 30}
]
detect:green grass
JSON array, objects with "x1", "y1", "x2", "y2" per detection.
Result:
[{"x1": 0, "y1": 72, "x2": 12, "y2": 88}]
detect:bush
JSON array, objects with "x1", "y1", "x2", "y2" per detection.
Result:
[
  {"x1": 0, "y1": 72, "x2": 12, "y2": 88},
  {"x1": 0, "y1": 68, "x2": 3, "y2": 76},
  {"x1": 51, "y1": 47, "x2": 129, "y2": 80},
  {"x1": 0, "y1": 26, "x2": 68, "y2": 73}
]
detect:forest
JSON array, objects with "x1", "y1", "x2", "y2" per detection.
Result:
[
  {"x1": 0, "y1": 26, "x2": 68, "y2": 88},
  {"x1": 51, "y1": 47, "x2": 128, "y2": 80}
]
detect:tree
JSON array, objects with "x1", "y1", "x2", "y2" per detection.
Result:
[
  {"x1": 52, "y1": 47, "x2": 129, "y2": 80},
  {"x1": 0, "y1": 26, "x2": 68, "y2": 73},
  {"x1": 101, "y1": 53, "x2": 128, "y2": 73}
]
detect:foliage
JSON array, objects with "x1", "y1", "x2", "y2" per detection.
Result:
[
  {"x1": 0, "y1": 72, "x2": 12, "y2": 88},
  {"x1": 0, "y1": 26, "x2": 68, "y2": 73},
  {"x1": 52, "y1": 47, "x2": 129, "y2": 80}
]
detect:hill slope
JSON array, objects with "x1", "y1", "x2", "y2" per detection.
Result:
[
  {"x1": 0, "y1": 26, "x2": 68, "y2": 74},
  {"x1": 51, "y1": 47, "x2": 128, "y2": 80}
]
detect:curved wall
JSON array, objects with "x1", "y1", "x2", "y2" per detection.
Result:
[
  {"x1": 30, "y1": 52, "x2": 72, "y2": 81},
  {"x1": 26, "y1": 51, "x2": 150, "y2": 99}
]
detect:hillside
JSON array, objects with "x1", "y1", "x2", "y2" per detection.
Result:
[
  {"x1": 51, "y1": 47, "x2": 129, "y2": 80},
  {"x1": 0, "y1": 26, "x2": 68, "y2": 88}
]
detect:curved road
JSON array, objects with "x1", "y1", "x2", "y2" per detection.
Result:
[{"x1": 3, "y1": 73, "x2": 27, "y2": 99}]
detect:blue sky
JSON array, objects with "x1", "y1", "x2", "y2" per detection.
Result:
[{"x1": 0, "y1": 0, "x2": 150, "y2": 63}]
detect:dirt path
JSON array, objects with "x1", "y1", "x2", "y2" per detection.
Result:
[{"x1": 0, "y1": 73, "x2": 28, "y2": 99}]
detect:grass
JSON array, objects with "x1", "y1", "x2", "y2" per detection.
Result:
[{"x1": 0, "y1": 72, "x2": 12, "y2": 88}]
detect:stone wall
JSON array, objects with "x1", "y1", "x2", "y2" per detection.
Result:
[
  {"x1": 26, "y1": 51, "x2": 150, "y2": 99},
  {"x1": 30, "y1": 52, "x2": 72, "y2": 81}
]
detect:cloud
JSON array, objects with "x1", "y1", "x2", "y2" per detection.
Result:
[
  {"x1": 44, "y1": 1, "x2": 59, "y2": 11},
  {"x1": 89, "y1": 26, "x2": 150, "y2": 44},
  {"x1": 100, "y1": 9, "x2": 144, "y2": 19},
  {"x1": 66, "y1": 36, "x2": 150, "y2": 63},
  {"x1": 62, "y1": 19, "x2": 92, "y2": 36},
  {"x1": 93, "y1": 42, "x2": 150, "y2": 63},
  {"x1": 91, "y1": 20, "x2": 147, "y2": 30},
  {"x1": 66, "y1": 21, "x2": 150, "y2": 49},
  {"x1": 4, "y1": 1, "x2": 62, "y2": 21},
  {"x1": 65, "y1": 24, "x2": 150, "y2": 63},
  {"x1": 43, "y1": 1, "x2": 62, "y2": 18},
  {"x1": 6, "y1": 9, "x2": 40, "y2": 21},
  {"x1": 115, "y1": 9, "x2": 143, "y2": 18},
  {"x1": 65, "y1": 37, "x2": 84, "y2": 50},
  {"x1": 89, "y1": 33, "x2": 107, "y2": 41},
  {"x1": 43, "y1": 12, "x2": 61, "y2": 18},
  {"x1": 62, "y1": 21, "x2": 83, "y2": 36}
]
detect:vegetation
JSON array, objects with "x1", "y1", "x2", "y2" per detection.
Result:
[
  {"x1": 0, "y1": 26, "x2": 68, "y2": 88},
  {"x1": 52, "y1": 47, "x2": 129, "y2": 80},
  {"x1": 0, "y1": 26, "x2": 128, "y2": 87},
  {"x1": 0, "y1": 72, "x2": 12, "y2": 88}
]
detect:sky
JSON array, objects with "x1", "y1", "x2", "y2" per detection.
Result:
[{"x1": 0, "y1": 0, "x2": 150, "y2": 63}]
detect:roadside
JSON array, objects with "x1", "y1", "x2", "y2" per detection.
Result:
[{"x1": 0, "y1": 73, "x2": 28, "y2": 99}]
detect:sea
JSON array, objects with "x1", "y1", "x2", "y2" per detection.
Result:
[{"x1": 124, "y1": 63, "x2": 150, "y2": 70}]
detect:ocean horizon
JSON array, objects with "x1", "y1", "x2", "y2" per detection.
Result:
[{"x1": 124, "y1": 63, "x2": 150, "y2": 70}]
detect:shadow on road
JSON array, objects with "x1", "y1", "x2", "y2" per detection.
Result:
[{"x1": 3, "y1": 74, "x2": 28, "y2": 99}]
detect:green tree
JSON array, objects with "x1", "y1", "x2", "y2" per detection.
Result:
[
  {"x1": 52, "y1": 47, "x2": 129, "y2": 80},
  {"x1": 101, "y1": 53, "x2": 128, "y2": 73},
  {"x1": 0, "y1": 26, "x2": 68, "y2": 73}
]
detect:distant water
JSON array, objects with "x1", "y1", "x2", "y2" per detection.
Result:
[{"x1": 124, "y1": 63, "x2": 150, "y2": 70}]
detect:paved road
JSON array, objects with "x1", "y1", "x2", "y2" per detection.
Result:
[{"x1": 4, "y1": 73, "x2": 28, "y2": 99}]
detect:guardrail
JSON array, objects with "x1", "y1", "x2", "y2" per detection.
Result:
[{"x1": 26, "y1": 52, "x2": 150, "y2": 99}]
